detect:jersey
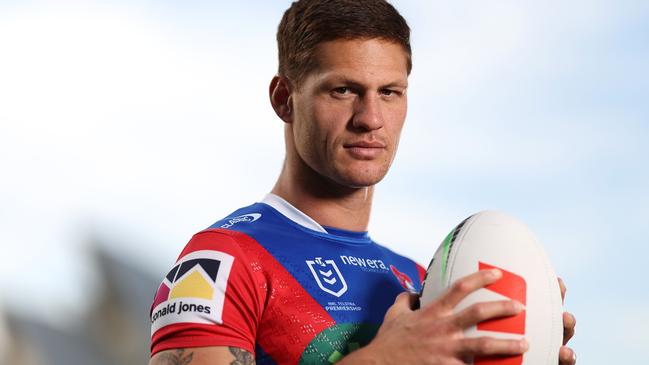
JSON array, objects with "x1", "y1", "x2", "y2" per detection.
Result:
[{"x1": 150, "y1": 194, "x2": 426, "y2": 365}]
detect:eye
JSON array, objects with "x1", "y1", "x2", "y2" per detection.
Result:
[
  {"x1": 333, "y1": 87, "x2": 352, "y2": 95},
  {"x1": 380, "y1": 89, "x2": 398, "y2": 97}
]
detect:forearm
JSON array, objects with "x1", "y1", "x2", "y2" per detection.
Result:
[{"x1": 149, "y1": 347, "x2": 255, "y2": 365}]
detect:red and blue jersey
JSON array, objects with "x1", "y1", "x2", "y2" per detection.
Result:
[{"x1": 150, "y1": 194, "x2": 425, "y2": 364}]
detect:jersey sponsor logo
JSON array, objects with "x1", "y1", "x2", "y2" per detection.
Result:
[
  {"x1": 306, "y1": 257, "x2": 348, "y2": 297},
  {"x1": 150, "y1": 250, "x2": 234, "y2": 336},
  {"x1": 389, "y1": 265, "x2": 417, "y2": 293},
  {"x1": 340, "y1": 255, "x2": 388, "y2": 273},
  {"x1": 475, "y1": 262, "x2": 527, "y2": 365},
  {"x1": 220, "y1": 213, "x2": 262, "y2": 229}
]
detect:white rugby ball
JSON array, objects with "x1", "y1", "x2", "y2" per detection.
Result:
[{"x1": 420, "y1": 211, "x2": 563, "y2": 365}]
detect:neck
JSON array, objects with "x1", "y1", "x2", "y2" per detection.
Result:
[{"x1": 271, "y1": 157, "x2": 374, "y2": 232}]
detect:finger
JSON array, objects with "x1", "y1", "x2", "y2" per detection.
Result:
[
  {"x1": 457, "y1": 336, "x2": 528, "y2": 357},
  {"x1": 563, "y1": 312, "x2": 576, "y2": 345},
  {"x1": 384, "y1": 292, "x2": 414, "y2": 321},
  {"x1": 559, "y1": 346, "x2": 576, "y2": 365},
  {"x1": 429, "y1": 269, "x2": 502, "y2": 312},
  {"x1": 558, "y1": 277, "x2": 566, "y2": 303},
  {"x1": 453, "y1": 300, "x2": 525, "y2": 329}
]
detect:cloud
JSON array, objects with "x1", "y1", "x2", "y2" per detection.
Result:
[
  {"x1": 0, "y1": 4, "x2": 284, "y2": 317},
  {"x1": 390, "y1": 0, "x2": 648, "y2": 181}
]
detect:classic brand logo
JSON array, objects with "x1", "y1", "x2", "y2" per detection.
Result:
[
  {"x1": 220, "y1": 213, "x2": 262, "y2": 228},
  {"x1": 475, "y1": 262, "x2": 527, "y2": 365},
  {"x1": 306, "y1": 257, "x2": 348, "y2": 297}
]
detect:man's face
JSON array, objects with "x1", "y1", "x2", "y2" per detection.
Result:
[{"x1": 289, "y1": 38, "x2": 409, "y2": 188}]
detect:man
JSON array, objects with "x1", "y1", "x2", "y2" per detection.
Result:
[{"x1": 149, "y1": 1, "x2": 576, "y2": 364}]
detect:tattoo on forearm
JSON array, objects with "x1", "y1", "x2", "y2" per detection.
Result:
[
  {"x1": 157, "y1": 349, "x2": 194, "y2": 365},
  {"x1": 229, "y1": 347, "x2": 255, "y2": 365}
]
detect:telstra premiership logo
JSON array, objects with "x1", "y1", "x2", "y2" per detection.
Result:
[
  {"x1": 306, "y1": 257, "x2": 348, "y2": 297},
  {"x1": 475, "y1": 262, "x2": 527, "y2": 365}
]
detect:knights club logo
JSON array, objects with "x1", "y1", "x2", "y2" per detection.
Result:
[
  {"x1": 306, "y1": 257, "x2": 348, "y2": 297},
  {"x1": 390, "y1": 265, "x2": 416, "y2": 293}
]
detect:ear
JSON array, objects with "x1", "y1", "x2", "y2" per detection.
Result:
[{"x1": 269, "y1": 75, "x2": 293, "y2": 123}]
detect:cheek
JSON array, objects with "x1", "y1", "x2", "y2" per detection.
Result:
[
  {"x1": 310, "y1": 102, "x2": 349, "y2": 147},
  {"x1": 387, "y1": 104, "x2": 407, "y2": 142},
  {"x1": 293, "y1": 101, "x2": 340, "y2": 167}
]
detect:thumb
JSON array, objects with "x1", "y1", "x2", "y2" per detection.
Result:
[{"x1": 384, "y1": 292, "x2": 417, "y2": 322}]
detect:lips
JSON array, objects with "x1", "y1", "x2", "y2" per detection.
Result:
[
  {"x1": 344, "y1": 140, "x2": 386, "y2": 149},
  {"x1": 343, "y1": 140, "x2": 387, "y2": 159}
]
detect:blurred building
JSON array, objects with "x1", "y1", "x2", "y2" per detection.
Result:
[{"x1": 1, "y1": 246, "x2": 158, "y2": 365}]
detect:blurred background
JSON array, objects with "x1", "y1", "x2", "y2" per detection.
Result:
[{"x1": 0, "y1": 0, "x2": 647, "y2": 364}]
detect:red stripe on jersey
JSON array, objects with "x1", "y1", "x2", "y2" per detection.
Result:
[
  {"x1": 224, "y1": 229, "x2": 336, "y2": 365},
  {"x1": 151, "y1": 230, "x2": 265, "y2": 355},
  {"x1": 151, "y1": 228, "x2": 336, "y2": 365}
]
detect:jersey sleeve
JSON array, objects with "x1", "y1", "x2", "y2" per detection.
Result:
[{"x1": 150, "y1": 229, "x2": 266, "y2": 355}]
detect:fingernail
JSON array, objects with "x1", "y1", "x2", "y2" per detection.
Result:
[
  {"x1": 520, "y1": 339, "x2": 529, "y2": 352},
  {"x1": 490, "y1": 269, "x2": 502, "y2": 279},
  {"x1": 513, "y1": 301, "x2": 526, "y2": 312}
]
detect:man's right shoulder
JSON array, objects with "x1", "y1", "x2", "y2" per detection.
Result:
[
  {"x1": 178, "y1": 228, "x2": 247, "y2": 259},
  {"x1": 175, "y1": 201, "x2": 270, "y2": 259},
  {"x1": 149, "y1": 224, "x2": 268, "y2": 357}
]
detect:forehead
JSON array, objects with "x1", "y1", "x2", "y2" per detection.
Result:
[{"x1": 308, "y1": 38, "x2": 409, "y2": 86}]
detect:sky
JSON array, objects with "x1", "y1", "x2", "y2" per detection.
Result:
[{"x1": 0, "y1": 0, "x2": 648, "y2": 363}]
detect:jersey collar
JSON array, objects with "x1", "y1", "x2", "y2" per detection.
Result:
[{"x1": 261, "y1": 193, "x2": 328, "y2": 233}]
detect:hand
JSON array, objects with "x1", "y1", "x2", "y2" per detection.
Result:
[
  {"x1": 558, "y1": 277, "x2": 577, "y2": 364},
  {"x1": 347, "y1": 269, "x2": 527, "y2": 365}
]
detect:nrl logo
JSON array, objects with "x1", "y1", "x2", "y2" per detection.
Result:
[{"x1": 306, "y1": 257, "x2": 348, "y2": 297}]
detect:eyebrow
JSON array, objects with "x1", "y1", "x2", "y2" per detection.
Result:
[{"x1": 324, "y1": 76, "x2": 408, "y2": 89}]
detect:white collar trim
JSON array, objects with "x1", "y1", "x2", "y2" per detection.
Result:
[{"x1": 261, "y1": 193, "x2": 328, "y2": 233}]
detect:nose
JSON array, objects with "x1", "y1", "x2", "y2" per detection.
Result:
[{"x1": 352, "y1": 94, "x2": 383, "y2": 131}]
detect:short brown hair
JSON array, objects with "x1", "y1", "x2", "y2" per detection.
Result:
[{"x1": 277, "y1": 0, "x2": 412, "y2": 86}]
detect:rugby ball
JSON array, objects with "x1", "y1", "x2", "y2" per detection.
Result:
[{"x1": 419, "y1": 211, "x2": 563, "y2": 365}]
